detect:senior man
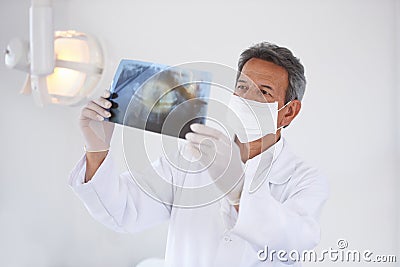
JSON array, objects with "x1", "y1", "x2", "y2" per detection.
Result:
[{"x1": 69, "y1": 42, "x2": 329, "y2": 267}]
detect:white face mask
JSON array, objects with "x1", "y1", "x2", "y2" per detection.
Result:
[{"x1": 226, "y1": 95, "x2": 290, "y2": 143}]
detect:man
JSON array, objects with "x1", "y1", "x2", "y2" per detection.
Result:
[{"x1": 70, "y1": 42, "x2": 329, "y2": 266}]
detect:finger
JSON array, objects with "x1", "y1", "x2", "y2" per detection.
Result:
[
  {"x1": 190, "y1": 123, "x2": 229, "y2": 143},
  {"x1": 102, "y1": 90, "x2": 111, "y2": 98},
  {"x1": 182, "y1": 142, "x2": 202, "y2": 160},
  {"x1": 185, "y1": 139, "x2": 215, "y2": 157},
  {"x1": 93, "y1": 97, "x2": 112, "y2": 109},
  {"x1": 198, "y1": 145, "x2": 216, "y2": 159},
  {"x1": 185, "y1": 132, "x2": 215, "y2": 147},
  {"x1": 186, "y1": 132, "x2": 231, "y2": 159},
  {"x1": 185, "y1": 143, "x2": 215, "y2": 166},
  {"x1": 81, "y1": 107, "x2": 104, "y2": 121},
  {"x1": 86, "y1": 101, "x2": 111, "y2": 118},
  {"x1": 187, "y1": 137, "x2": 217, "y2": 156},
  {"x1": 198, "y1": 140, "x2": 234, "y2": 162}
]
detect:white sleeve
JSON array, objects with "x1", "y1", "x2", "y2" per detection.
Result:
[{"x1": 68, "y1": 153, "x2": 172, "y2": 234}]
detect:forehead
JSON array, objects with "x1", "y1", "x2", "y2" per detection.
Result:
[{"x1": 240, "y1": 58, "x2": 289, "y2": 90}]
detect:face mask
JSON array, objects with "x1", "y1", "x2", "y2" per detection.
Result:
[{"x1": 226, "y1": 95, "x2": 290, "y2": 143}]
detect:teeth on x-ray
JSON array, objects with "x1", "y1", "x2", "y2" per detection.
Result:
[{"x1": 108, "y1": 60, "x2": 211, "y2": 139}]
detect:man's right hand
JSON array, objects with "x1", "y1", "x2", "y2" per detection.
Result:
[{"x1": 79, "y1": 90, "x2": 115, "y2": 182}]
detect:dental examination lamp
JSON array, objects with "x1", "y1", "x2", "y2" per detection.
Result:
[{"x1": 4, "y1": 0, "x2": 104, "y2": 106}]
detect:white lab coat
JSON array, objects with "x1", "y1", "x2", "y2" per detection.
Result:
[{"x1": 69, "y1": 138, "x2": 329, "y2": 267}]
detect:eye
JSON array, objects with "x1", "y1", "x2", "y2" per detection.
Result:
[
  {"x1": 236, "y1": 84, "x2": 248, "y2": 90},
  {"x1": 260, "y1": 89, "x2": 270, "y2": 95}
]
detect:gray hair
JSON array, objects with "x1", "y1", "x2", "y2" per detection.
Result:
[{"x1": 237, "y1": 42, "x2": 306, "y2": 103}]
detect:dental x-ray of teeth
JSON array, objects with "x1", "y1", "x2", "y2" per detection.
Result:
[{"x1": 107, "y1": 59, "x2": 211, "y2": 138}]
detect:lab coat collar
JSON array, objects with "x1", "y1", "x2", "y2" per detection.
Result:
[
  {"x1": 267, "y1": 138, "x2": 297, "y2": 184},
  {"x1": 245, "y1": 137, "x2": 296, "y2": 186}
]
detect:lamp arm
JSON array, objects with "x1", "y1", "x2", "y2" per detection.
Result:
[
  {"x1": 55, "y1": 59, "x2": 103, "y2": 75},
  {"x1": 30, "y1": 0, "x2": 54, "y2": 76}
]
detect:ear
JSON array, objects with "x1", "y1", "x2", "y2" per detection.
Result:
[{"x1": 280, "y1": 100, "x2": 301, "y2": 127}]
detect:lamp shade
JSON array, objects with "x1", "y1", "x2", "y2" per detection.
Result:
[{"x1": 45, "y1": 30, "x2": 103, "y2": 105}]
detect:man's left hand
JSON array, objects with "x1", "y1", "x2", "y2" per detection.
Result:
[{"x1": 185, "y1": 123, "x2": 245, "y2": 205}]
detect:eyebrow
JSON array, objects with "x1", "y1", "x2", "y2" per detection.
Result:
[
  {"x1": 260, "y1": 84, "x2": 273, "y2": 91},
  {"x1": 237, "y1": 79, "x2": 274, "y2": 91}
]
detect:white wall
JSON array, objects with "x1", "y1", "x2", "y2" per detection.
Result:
[
  {"x1": 395, "y1": 0, "x2": 400, "y2": 258},
  {"x1": 0, "y1": 0, "x2": 398, "y2": 266}
]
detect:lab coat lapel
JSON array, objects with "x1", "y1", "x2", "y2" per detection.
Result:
[
  {"x1": 247, "y1": 138, "x2": 296, "y2": 193},
  {"x1": 266, "y1": 139, "x2": 297, "y2": 185}
]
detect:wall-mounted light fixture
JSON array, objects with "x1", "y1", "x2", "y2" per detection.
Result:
[{"x1": 4, "y1": 0, "x2": 104, "y2": 106}]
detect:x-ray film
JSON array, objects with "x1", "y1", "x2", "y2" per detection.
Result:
[{"x1": 107, "y1": 59, "x2": 211, "y2": 139}]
